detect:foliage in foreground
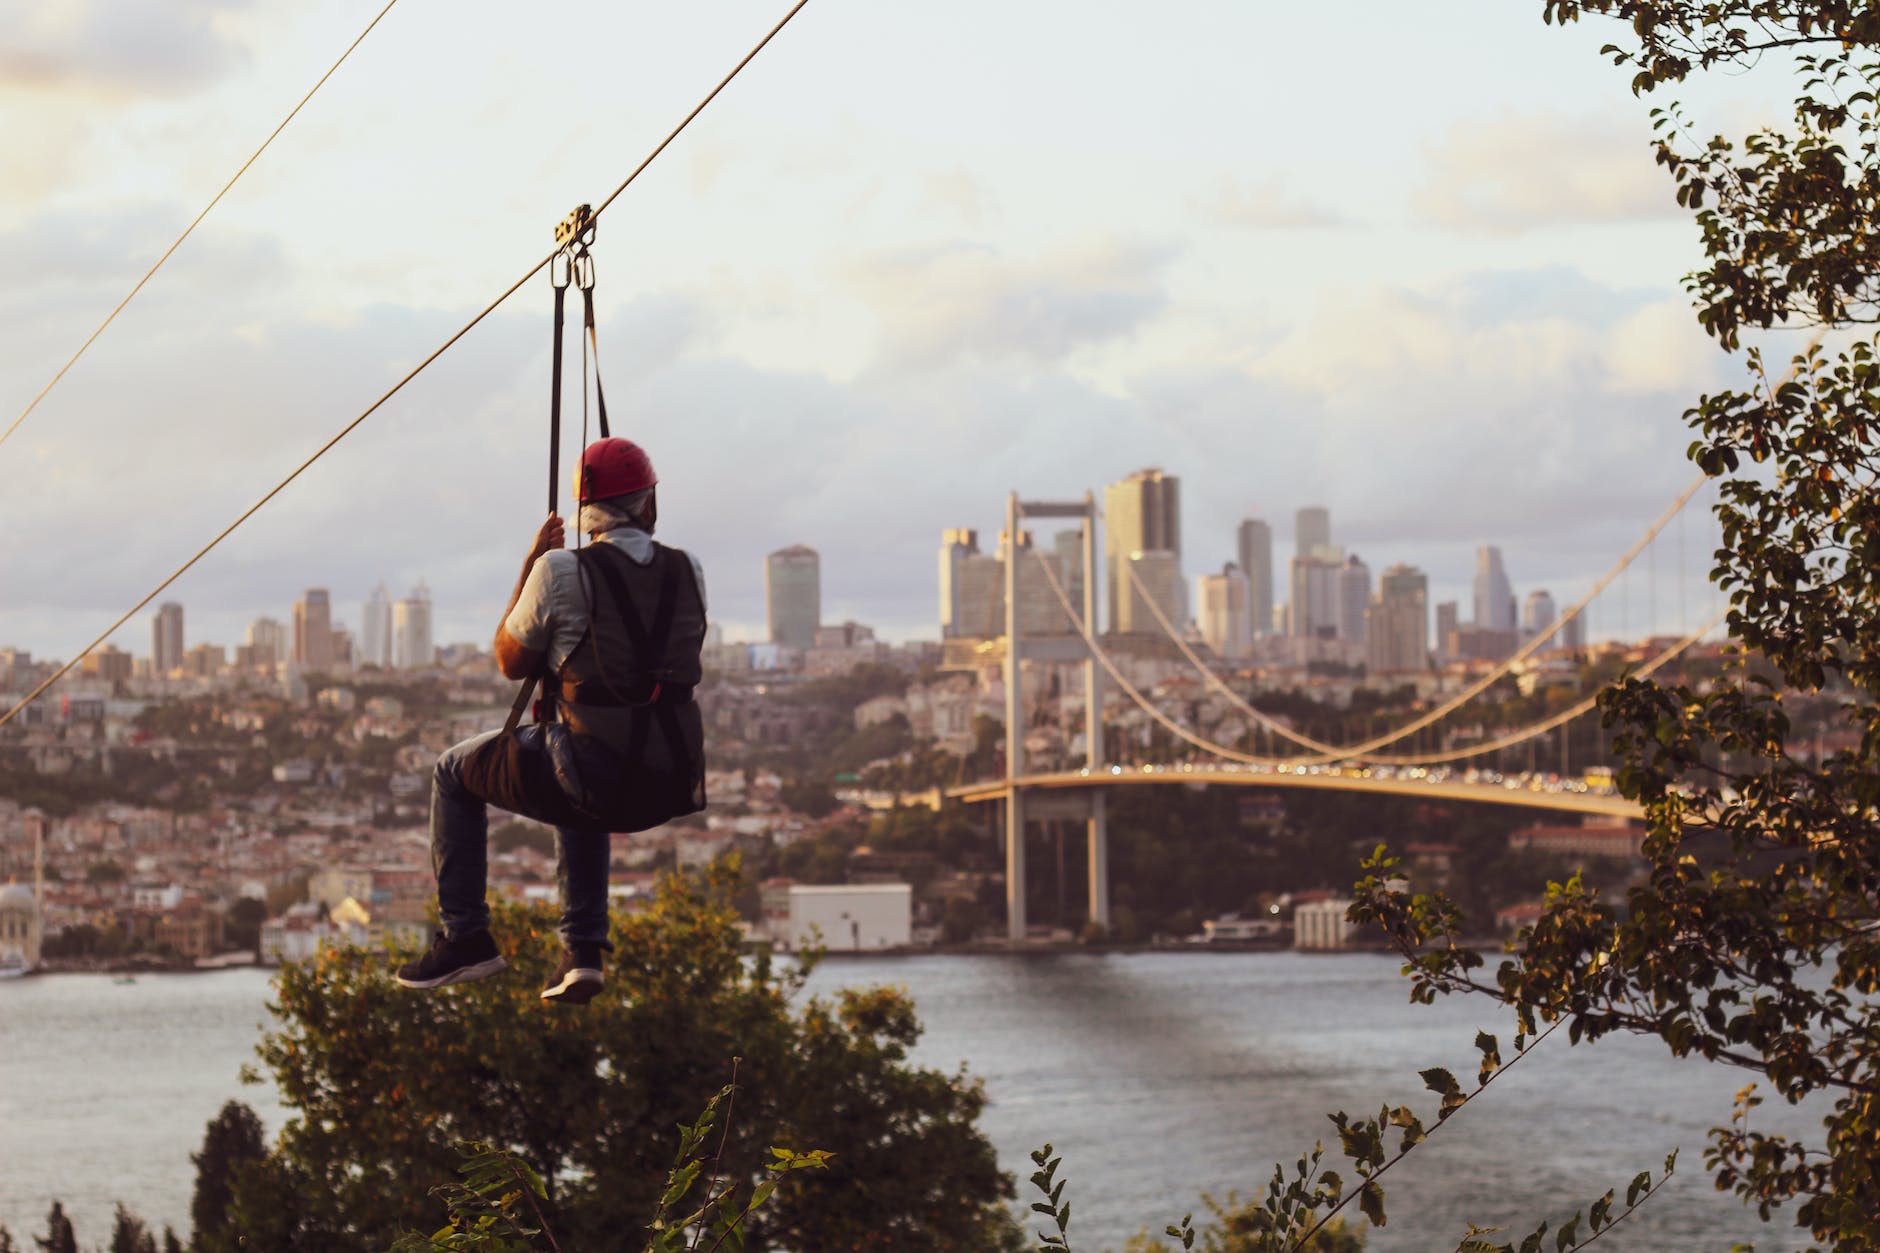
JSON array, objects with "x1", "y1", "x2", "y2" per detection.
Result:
[
  {"x1": 390, "y1": 1085, "x2": 830, "y2": 1253},
  {"x1": 1019, "y1": 1034, "x2": 1678, "y2": 1253},
  {"x1": 219, "y1": 864, "x2": 1021, "y2": 1252},
  {"x1": 1342, "y1": 3, "x2": 1880, "y2": 1246}
]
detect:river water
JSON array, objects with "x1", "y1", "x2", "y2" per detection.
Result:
[{"x1": 0, "y1": 953, "x2": 1821, "y2": 1251}]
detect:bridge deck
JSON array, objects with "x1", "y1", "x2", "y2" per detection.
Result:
[{"x1": 944, "y1": 765, "x2": 1643, "y2": 820}]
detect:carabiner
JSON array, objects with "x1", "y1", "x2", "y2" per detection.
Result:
[
  {"x1": 573, "y1": 249, "x2": 596, "y2": 292},
  {"x1": 551, "y1": 250, "x2": 573, "y2": 290}
]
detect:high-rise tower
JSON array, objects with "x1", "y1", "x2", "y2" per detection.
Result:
[
  {"x1": 1473, "y1": 546, "x2": 1516, "y2": 632},
  {"x1": 294, "y1": 589, "x2": 334, "y2": 670},
  {"x1": 1366, "y1": 564, "x2": 1430, "y2": 673},
  {"x1": 1295, "y1": 506, "x2": 1331, "y2": 558},
  {"x1": 1103, "y1": 468, "x2": 1181, "y2": 633},
  {"x1": 152, "y1": 602, "x2": 185, "y2": 676},
  {"x1": 362, "y1": 582, "x2": 393, "y2": 668},
  {"x1": 393, "y1": 582, "x2": 433, "y2": 669},
  {"x1": 1237, "y1": 518, "x2": 1273, "y2": 639},
  {"x1": 766, "y1": 546, "x2": 821, "y2": 649}
]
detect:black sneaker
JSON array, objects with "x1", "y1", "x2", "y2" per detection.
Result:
[
  {"x1": 395, "y1": 929, "x2": 507, "y2": 989},
  {"x1": 540, "y1": 943, "x2": 605, "y2": 1005}
]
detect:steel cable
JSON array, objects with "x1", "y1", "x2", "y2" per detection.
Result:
[
  {"x1": 0, "y1": 0, "x2": 814, "y2": 731},
  {"x1": 0, "y1": 0, "x2": 405, "y2": 455}
]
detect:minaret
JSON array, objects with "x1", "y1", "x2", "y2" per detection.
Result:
[{"x1": 32, "y1": 811, "x2": 43, "y2": 964}]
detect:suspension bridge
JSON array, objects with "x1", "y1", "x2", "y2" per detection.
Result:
[{"x1": 929, "y1": 486, "x2": 1727, "y2": 941}]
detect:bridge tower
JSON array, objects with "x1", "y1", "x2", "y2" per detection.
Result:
[{"x1": 1003, "y1": 491, "x2": 1108, "y2": 941}]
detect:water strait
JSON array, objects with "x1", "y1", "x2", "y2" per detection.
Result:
[{"x1": 0, "y1": 951, "x2": 1817, "y2": 1250}]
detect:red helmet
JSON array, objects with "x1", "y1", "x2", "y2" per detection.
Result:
[{"x1": 576, "y1": 437, "x2": 657, "y2": 504}]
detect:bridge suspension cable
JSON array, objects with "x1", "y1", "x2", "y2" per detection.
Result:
[
  {"x1": 1029, "y1": 547, "x2": 1286, "y2": 767},
  {"x1": 1036, "y1": 543, "x2": 1727, "y2": 770},
  {"x1": 0, "y1": 0, "x2": 405, "y2": 456},
  {"x1": 1121, "y1": 471, "x2": 1711, "y2": 760},
  {"x1": 0, "y1": 0, "x2": 815, "y2": 734}
]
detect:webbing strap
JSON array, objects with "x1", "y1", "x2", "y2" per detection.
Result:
[
  {"x1": 580, "y1": 283, "x2": 611, "y2": 439},
  {"x1": 582, "y1": 544, "x2": 663, "y2": 670},
  {"x1": 549, "y1": 282, "x2": 567, "y2": 514},
  {"x1": 507, "y1": 268, "x2": 574, "y2": 730}
]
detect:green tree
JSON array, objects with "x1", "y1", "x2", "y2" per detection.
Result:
[
  {"x1": 191, "y1": 1100, "x2": 267, "y2": 1252},
  {"x1": 85, "y1": 859, "x2": 126, "y2": 886},
  {"x1": 223, "y1": 898, "x2": 268, "y2": 952},
  {"x1": 1351, "y1": 3, "x2": 1880, "y2": 1245},
  {"x1": 230, "y1": 865, "x2": 1020, "y2": 1252},
  {"x1": 33, "y1": 1202, "x2": 74, "y2": 1253},
  {"x1": 107, "y1": 1205, "x2": 156, "y2": 1253}
]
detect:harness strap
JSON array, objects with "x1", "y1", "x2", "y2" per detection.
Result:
[
  {"x1": 581, "y1": 281, "x2": 611, "y2": 440},
  {"x1": 508, "y1": 266, "x2": 576, "y2": 731},
  {"x1": 577, "y1": 545, "x2": 694, "y2": 778}
]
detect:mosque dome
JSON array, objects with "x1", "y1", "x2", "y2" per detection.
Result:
[{"x1": 0, "y1": 883, "x2": 36, "y2": 913}]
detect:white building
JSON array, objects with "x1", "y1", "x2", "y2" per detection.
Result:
[
  {"x1": 1196, "y1": 564, "x2": 1250, "y2": 659},
  {"x1": 1120, "y1": 549, "x2": 1185, "y2": 635},
  {"x1": 762, "y1": 881, "x2": 912, "y2": 953},
  {"x1": 361, "y1": 582, "x2": 394, "y2": 668},
  {"x1": 393, "y1": 582, "x2": 434, "y2": 670},
  {"x1": 1293, "y1": 897, "x2": 1356, "y2": 950}
]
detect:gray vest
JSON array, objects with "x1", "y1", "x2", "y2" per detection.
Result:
[{"x1": 555, "y1": 541, "x2": 706, "y2": 793}]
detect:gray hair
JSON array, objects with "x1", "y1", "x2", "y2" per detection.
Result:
[{"x1": 579, "y1": 488, "x2": 653, "y2": 535}]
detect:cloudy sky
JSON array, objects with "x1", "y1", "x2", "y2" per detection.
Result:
[{"x1": 0, "y1": 0, "x2": 1789, "y2": 659}]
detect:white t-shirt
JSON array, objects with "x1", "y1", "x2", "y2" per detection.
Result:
[{"x1": 503, "y1": 528, "x2": 708, "y2": 672}]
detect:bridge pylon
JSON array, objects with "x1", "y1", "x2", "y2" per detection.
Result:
[{"x1": 1003, "y1": 490, "x2": 1108, "y2": 941}]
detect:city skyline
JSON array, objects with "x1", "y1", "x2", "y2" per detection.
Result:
[
  {"x1": 0, "y1": 1, "x2": 1749, "y2": 662},
  {"x1": 8, "y1": 473, "x2": 1710, "y2": 672}
]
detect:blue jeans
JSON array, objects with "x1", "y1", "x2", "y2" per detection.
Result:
[{"x1": 431, "y1": 725, "x2": 612, "y2": 950}]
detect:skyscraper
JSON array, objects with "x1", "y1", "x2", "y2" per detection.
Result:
[
  {"x1": 766, "y1": 546, "x2": 821, "y2": 649},
  {"x1": 1103, "y1": 468, "x2": 1180, "y2": 633},
  {"x1": 1337, "y1": 554, "x2": 1372, "y2": 646},
  {"x1": 152, "y1": 602, "x2": 184, "y2": 676},
  {"x1": 1366, "y1": 564, "x2": 1430, "y2": 673},
  {"x1": 1522, "y1": 589, "x2": 1558, "y2": 639},
  {"x1": 243, "y1": 617, "x2": 285, "y2": 671},
  {"x1": 393, "y1": 582, "x2": 433, "y2": 669},
  {"x1": 1288, "y1": 550, "x2": 1343, "y2": 640},
  {"x1": 1435, "y1": 600, "x2": 1459, "y2": 662},
  {"x1": 1295, "y1": 506, "x2": 1331, "y2": 558},
  {"x1": 361, "y1": 582, "x2": 393, "y2": 668},
  {"x1": 938, "y1": 530, "x2": 985, "y2": 639},
  {"x1": 1236, "y1": 518, "x2": 1273, "y2": 639},
  {"x1": 1197, "y1": 563, "x2": 1251, "y2": 659},
  {"x1": 1002, "y1": 529, "x2": 1074, "y2": 635},
  {"x1": 1120, "y1": 550, "x2": 1185, "y2": 634},
  {"x1": 1053, "y1": 529, "x2": 1085, "y2": 612},
  {"x1": 1473, "y1": 546, "x2": 1516, "y2": 632},
  {"x1": 294, "y1": 589, "x2": 334, "y2": 670}
]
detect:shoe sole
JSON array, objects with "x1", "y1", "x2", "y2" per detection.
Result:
[
  {"x1": 395, "y1": 955, "x2": 508, "y2": 989},
  {"x1": 540, "y1": 968, "x2": 604, "y2": 1004}
]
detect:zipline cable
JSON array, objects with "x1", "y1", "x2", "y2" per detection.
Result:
[
  {"x1": 0, "y1": 0, "x2": 815, "y2": 733},
  {"x1": 0, "y1": 0, "x2": 404, "y2": 456}
]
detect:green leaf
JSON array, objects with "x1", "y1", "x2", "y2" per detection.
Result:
[
  {"x1": 1626, "y1": 1171, "x2": 1652, "y2": 1207},
  {"x1": 1359, "y1": 1181, "x2": 1386, "y2": 1228}
]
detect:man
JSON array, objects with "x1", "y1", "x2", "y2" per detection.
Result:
[{"x1": 396, "y1": 437, "x2": 707, "y2": 1003}]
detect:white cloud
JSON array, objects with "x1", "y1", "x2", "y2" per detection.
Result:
[
  {"x1": 0, "y1": 1, "x2": 249, "y2": 99},
  {"x1": 1412, "y1": 112, "x2": 1679, "y2": 234},
  {"x1": 1205, "y1": 178, "x2": 1347, "y2": 230},
  {"x1": 846, "y1": 238, "x2": 1174, "y2": 370}
]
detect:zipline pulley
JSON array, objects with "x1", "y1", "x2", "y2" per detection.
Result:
[{"x1": 512, "y1": 205, "x2": 615, "y2": 733}]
